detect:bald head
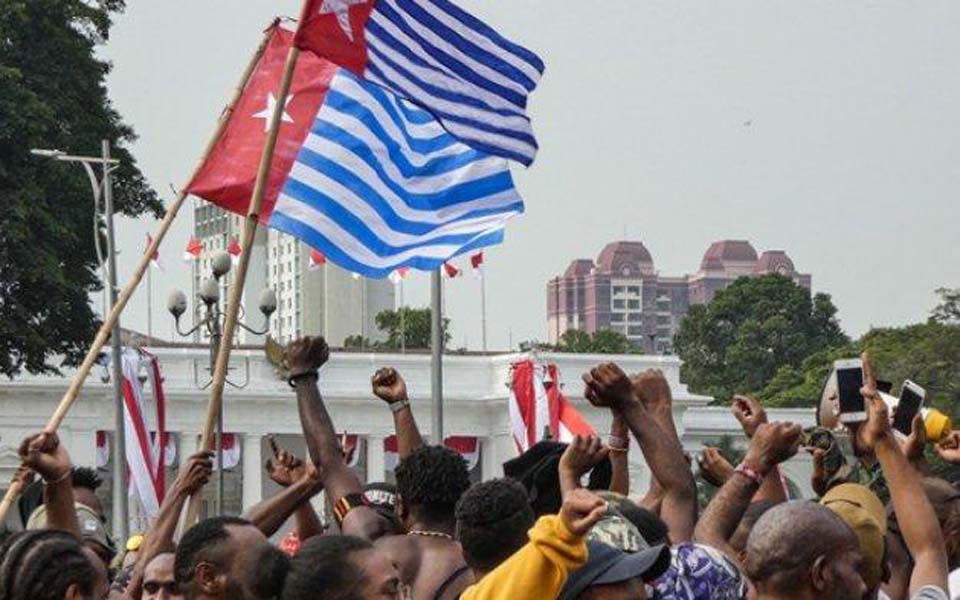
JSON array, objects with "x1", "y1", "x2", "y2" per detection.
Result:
[{"x1": 745, "y1": 501, "x2": 861, "y2": 591}]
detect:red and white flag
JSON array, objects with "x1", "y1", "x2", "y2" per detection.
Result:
[
  {"x1": 308, "y1": 248, "x2": 326, "y2": 270},
  {"x1": 145, "y1": 235, "x2": 162, "y2": 270},
  {"x1": 183, "y1": 237, "x2": 203, "y2": 262},
  {"x1": 120, "y1": 348, "x2": 167, "y2": 517},
  {"x1": 470, "y1": 252, "x2": 484, "y2": 278},
  {"x1": 383, "y1": 435, "x2": 479, "y2": 473},
  {"x1": 442, "y1": 262, "x2": 461, "y2": 279},
  {"x1": 388, "y1": 267, "x2": 409, "y2": 285},
  {"x1": 508, "y1": 359, "x2": 594, "y2": 453},
  {"x1": 211, "y1": 433, "x2": 242, "y2": 471},
  {"x1": 227, "y1": 237, "x2": 243, "y2": 265}
]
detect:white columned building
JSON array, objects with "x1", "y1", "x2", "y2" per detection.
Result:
[{"x1": 0, "y1": 346, "x2": 816, "y2": 533}]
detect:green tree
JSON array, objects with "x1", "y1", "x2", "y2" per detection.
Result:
[
  {"x1": 0, "y1": 0, "x2": 161, "y2": 377},
  {"x1": 673, "y1": 274, "x2": 848, "y2": 403},
  {"x1": 931, "y1": 287, "x2": 960, "y2": 325},
  {"x1": 373, "y1": 307, "x2": 450, "y2": 349},
  {"x1": 760, "y1": 320, "x2": 960, "y2": 420},
  {"x1": 547, "y1": 329, "x2": 637, "y2": 354}
]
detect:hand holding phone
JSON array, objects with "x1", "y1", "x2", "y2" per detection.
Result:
[
  {"x1": 893, "y1": 380, "x2": 926, "y2": 436},
  {"x1": 834, "y1": 358, "x2": 866, "y2": 423}
]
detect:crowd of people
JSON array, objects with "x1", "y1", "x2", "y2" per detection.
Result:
[{"x1": 1, "y1": 334, "x2": 958, "y2": 600}]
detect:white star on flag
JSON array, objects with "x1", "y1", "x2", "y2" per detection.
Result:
[
  {"x1": 252, "y1": 92, "x2": 295, "y2": 132},
  {"x1": 319, "y1": 0, "x2": 367, "y2": 41}
]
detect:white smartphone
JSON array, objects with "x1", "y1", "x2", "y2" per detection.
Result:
[
  {"x1": 893, "y1": 380, "x2": 926, "y2": 436},
  {"x1": 834, "y1": 358, "x2": 866, "y2": 423}
]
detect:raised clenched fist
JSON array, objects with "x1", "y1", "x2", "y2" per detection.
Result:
[
  {"x1": 582, "y1": 363, "x2": 635, "y2": 410},
  {"x1": 743, "y1": 421, "x2": 802, "y2": 474},
  {"x1": 371, "y1": 367, "x2": 408, "y2": 405},
  {"x1": 284, "y1": 336, "x2": 330, "y2": 377},
  {"x1": 731, "y1": 395, "x2": 768, "y2": 439}
]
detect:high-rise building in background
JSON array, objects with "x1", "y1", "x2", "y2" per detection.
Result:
[
  {"x1": 546, "y1": 240, "x2": 811, "y2": 353},
  {"x1": 193, "y1": 202, "x2": 394, "y2": 346}
]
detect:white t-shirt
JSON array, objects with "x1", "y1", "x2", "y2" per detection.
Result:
[
  {"x1": 912, "y1": 585, "x2": 949, "y2": 600},
  {"x1": 948, "y1": 567, "x2": 960, "y2": 600}
]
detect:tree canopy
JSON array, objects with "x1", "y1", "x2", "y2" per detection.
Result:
[
  {"x1": 343, "y1": 307, "x2": 450, "y2": 350},
  {"x1": 523, "y1": 329, "x2": 638, "y2": 354},
  {"x1": 0, "y1": 0, "x2": 161, "y2": 377},
  {"x1": 673, "y1": 274, "x2": 848, "y2": 403}
]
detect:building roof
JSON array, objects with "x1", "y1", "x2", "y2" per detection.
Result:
[
  {"x1": 564, "y1": 259, "x2": 596, "y2": 278},
  {"x1": 700, "y1": 240, "x2": 758, "y2": 270},
  {"x1": 754, "y1": 250, "x2": 796, "y2": 275},
  {"x1": 596, "y1": 241, "x2": 655, "y2": 277}
]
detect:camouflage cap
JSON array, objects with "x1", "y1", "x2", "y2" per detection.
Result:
[{"x1": 586, "y1": 497, "x2": 649, "y2": 554}]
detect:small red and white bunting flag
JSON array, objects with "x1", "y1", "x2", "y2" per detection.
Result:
[
  {"x1": 470, "y1": 252, "x2": 484, "y2": 278},
  {"x1": 227, "y1": 237, "x2": 242, "y2": 265},
  {"x1": 308, "y1": 248, "x2": 326, "y2": 270},
  {"x1": 183, "y1": 237, "x2": 203, "y2": 262},
  {"x1": 145, "y1": 235, "x2": 162, "y2": 270},
  {"x1": 443, "y1": 262, "x2": 461, "y2": 279},
  {"x1": 388, "y1": 267, "x2": 410, "y2": 285}
]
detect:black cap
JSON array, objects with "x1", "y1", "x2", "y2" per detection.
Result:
[{"x1": 558, "y1": 541, "x2": 671, "y2": 600}]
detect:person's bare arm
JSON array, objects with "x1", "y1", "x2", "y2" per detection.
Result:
[
  {"x1": 245, "y1": 464, "x2": 323, "y2": 537},
  {"x1": 125, "y1": 451, "x2": 212, "y2": 599},
  {"x1": 20, "y1": 432, "x2": 79, "y2": 537},
  {"x1": 584, "y1": 363, "x2": 697, "y2": 542},
  {"x1": 559, "y1": 435, "x2": 610, "y2": 497},
  {"x1": 694, "y1": 422, "x2": 801, "y2": 563},
  {"x1": 637, "y1": 475, "x2": 664, "y2": 515},
  {"x1": 731, "y1": 396, "x2": 788, "y2": 504},
  {"x1": 286, "y1": 337, "x2": 384, "y2": 538},
  {"x1": 372, "y1": 367, "x2": 425, "y2": 457},
  {"x1": 607, "y1": 415, "x2": 630, "y2": 496},
  {"x1": 858, "y1": 353, "x2": 948, "y2": 595}
]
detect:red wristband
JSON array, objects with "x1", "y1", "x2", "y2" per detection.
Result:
[{"x1": 734, "y1": 463, "x2": 764, "y2": 487}]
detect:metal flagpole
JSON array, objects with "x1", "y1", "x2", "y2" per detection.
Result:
[
  {"x1": 480, "y1": 269, "x2": 488, "y2": 352},
  {"x1": 360, "y1": 276, "x2": 367, "y2": 349},
  {"x1": 103, "y1": 139, "x2": 129, "y2": 542},
  {"x1": 399, "y1": 278, "x2": 405, "y2": 353},
  {"x1": 184, "y1": 45, "x2": 301, "y2": 526},
  {"x1": 0, "y1": 21, "x2": 275, "y2": 525},
  {"x1": 430, "y1": 270, "x2": 443, "y2": 444},
  {"x1": 147, "y1": 255, "x2": 154, "y2": 339},
  {"x1": 323, "y1": 264, "x2": 329, "y2": 340}
]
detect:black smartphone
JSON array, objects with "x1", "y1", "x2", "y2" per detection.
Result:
[
  {"x1": 834, "y1": 359, "x2": 865, "y2": 423},
  {"x1": 893, "y1": 380, "x2": 925, "y2": 436}
]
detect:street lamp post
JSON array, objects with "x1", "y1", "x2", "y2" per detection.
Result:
[
  {"x1": 166, "y1": 251, "x2": 275, "y2": 515},
  {"x1": 30, "y1": 142, "x2": 129, "y2": 542}
]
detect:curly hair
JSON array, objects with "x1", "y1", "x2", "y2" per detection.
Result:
[
  {"x1": 0, "y1": 530, "x2": 96, "y2": 600},
  {"x1": 174, "y1": 516, "x2": 250, "y2": 586},
  {"x1": 70, "y1": 466, "x2": 102, "y2": 492},
  {"x1": 455, "y1": 478, "x2": 535, "y2": 572},
  {"x1": 281, "y1": 536, "x2": 372, "y2": 600},
  {"x1": 395, "y1": 445, "x2": 472, "y2": 516}
]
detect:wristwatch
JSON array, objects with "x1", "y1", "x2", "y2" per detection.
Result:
[
  {"x1": 287, "y1": 369, "x2": 318, "y2": 388},
  {"x1": 389, "y1": 399, "x2": 410, "y2": 414}
]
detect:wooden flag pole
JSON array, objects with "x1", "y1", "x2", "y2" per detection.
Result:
[
  {"x1": 183, "y1": 45, "x2": 301, "y2": 526},
  {"x1": 0, "y1": 23, "x2": 276, "y2": 526}
]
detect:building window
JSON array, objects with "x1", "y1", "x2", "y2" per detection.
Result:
[
  {"x1": 628, "y1": 313, "x2": 642, "y2": 322},
  {"x1": 612, "y1": 286, "x2": 625, "y2": 295},
  {"x1": 627, "y1": 286, "x2": 640, "y2": 295},
  {"x1": 627, "y1": 299, "x2": 640, "y2": 309},
  {"x1": 610, "y1": 313, "x2": 624, "y2": 323},
  {"x1": 612, "y1": 299, "x2": 625, "y2": 309},
  {"x1": 628, "y1": 326, "x2": 644, "y2": 336}
]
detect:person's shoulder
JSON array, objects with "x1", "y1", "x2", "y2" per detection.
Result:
[{"x1": 911, "y1": 585, "x2": 949, "y2": 600}]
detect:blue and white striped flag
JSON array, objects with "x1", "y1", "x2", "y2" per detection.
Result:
[
  {"x1": 295, "y1": 0, "x2": 545, "y2": 166},
  {"x1": 268, "y1": 68, "x2": 524, "y2": 278}
]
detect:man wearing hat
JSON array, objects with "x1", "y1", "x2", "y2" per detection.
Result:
[{"x1": 821, "y1": 483, "x2": 890, "y2": 600}]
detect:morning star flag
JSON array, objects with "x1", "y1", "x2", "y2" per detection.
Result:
[
  {"x1": 187, "y1": 24, "x2": 523, "y2": 278},
  {"x1": 294, "y1": 0, "x2": 545, "y2": 166}
]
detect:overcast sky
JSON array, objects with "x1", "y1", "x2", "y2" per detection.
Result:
[{"x1": 101, "y1": 1, "x2": 960, "y2": 350}]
